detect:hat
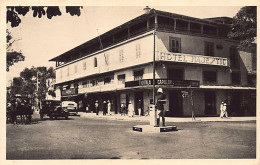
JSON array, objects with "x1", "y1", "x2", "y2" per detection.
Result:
[
  {"x1": 107, "y1": 100, "x2": 110, "y2": 103},
  {"x1": 103, "y1": 101, "x2": 106, "y2": 103},
  {"x1": 95, "y1": 100, "x2": 98, "y2": 103},
  {"x1": 157, "y1": 88, "x2": 163, "y2": 93},
  {"x1": 221, "y1": 101, "x2": 224, "y2": 104},
  {"x1": 224, "y1": 103, "x2": 227, "y2": 105},
  {"x1": 129, "y1": 101, "x2": 132, "y2": 104}
]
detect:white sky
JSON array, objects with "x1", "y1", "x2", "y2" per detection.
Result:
[{"x1": 6, "y1": 6, "x2": 243, "y2": 83}]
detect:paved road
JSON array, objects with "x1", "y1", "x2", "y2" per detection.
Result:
[{"x1": 6, "y1": 114, "x2": 256, "y2": 159}]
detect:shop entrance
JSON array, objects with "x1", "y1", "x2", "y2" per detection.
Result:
[
  {"x1": 168, "y1": 90, "x2": 183, "y2": 117},
  {"x1": 134, "y1": 92, "x2": 143, "y2": 115},
  {"x1": 204, "y1": 91, "x2": 216, "y2": 116},
  {"x1": 229, "y1": 92, "x2": 242, "y2": 116}
]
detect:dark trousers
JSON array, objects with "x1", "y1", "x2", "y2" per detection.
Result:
[
  {"x1": 96, "y1": 107, "x2": 99, "y2": 115},
  {"x1": 157, "y1": 110, "x2": 165, "y2": 127}
]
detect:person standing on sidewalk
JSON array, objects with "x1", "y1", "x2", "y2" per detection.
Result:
[
  {"x1": 137, "y1": 100, "x2": 142, "y2": 116},
  {"x1": 103, "y1": 101, "x2": 107, "y2": 116},
  {"x1": 156, "y1": 88, "x2": 166, "y2": 127},
  {"x1": 223, "y1": 102, "x2": 228, "y2": 118},
  {"x1": 95, "y1": 101, "x2": 99, "y2": 115},
  {"x1": 220, "y1": 101, "x2": 228, "y2": 118},
  {"x1": 107, "y1": 100, "x2": 111, "y2": 115},
  {"x1": 128, "y1": 101, "x2": 134, "y2": 117}
]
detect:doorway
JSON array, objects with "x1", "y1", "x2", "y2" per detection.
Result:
[
  {"x1": 134, "y1": 92, "x2": 143, "y2": 115},
  {"x1": 168, "y1": 90, "x2": 183, "y2": 117},
  {"x1": 204, "y1": 91, "x2": 216, "y2": 116}
]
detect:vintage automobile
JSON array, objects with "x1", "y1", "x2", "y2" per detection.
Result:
[
  {"x1": 61, "y1": 101, "x2": 78, "y2": 116},
  {"x1": 40, "y1": 100, "x2": 69, "y2": 120}
]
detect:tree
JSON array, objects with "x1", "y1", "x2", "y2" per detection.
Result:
[
  {"x1": 6, "y1": 29, "x2": 25, "y2": 71},
  {"x1": 7, "y1": 66, "x2": 56, "y2": 106},
  {"x1": 228, "y1": 6, "x2": 257, "y2": 48},
  {"x1": 7, "y1": 6, "x2": 83, "y2": 28}
]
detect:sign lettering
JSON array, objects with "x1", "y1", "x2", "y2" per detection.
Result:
[
  {"x1": 158, "y1": 51, "x2": 229, "y2": 67},
  {"x1": 125, "y1": 79, "x2": 200, "y2": 88}
]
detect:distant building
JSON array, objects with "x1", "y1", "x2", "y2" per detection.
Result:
[
  {"x1": 45, "y1": 78, "x2": 60, "y2": 101},
  {"x1": 50, "y1": 7, "x2": 256, "y2": 117}
]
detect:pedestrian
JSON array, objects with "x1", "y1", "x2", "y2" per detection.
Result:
[
  {"x1": 156, "y1": 88, "x2": 166, "y2": 127},
  {"x1": 103, "y1": 101, "x2": 107, "y2": 115},
  {"x1": 121, "y1": 103, "x2": 126, "y2": 116},
  {"x1": 107, "y1": 100, "x2": 111, "y2": 115},
  {"x1": 95, "y1": 100, "x2": 99, "y2": 115},
  {"x1": 128, "y1": 101, "x2": 134, "y2": 117},
  {"x1": 223, "y1": 102, "x2": 228, "y2": 118},
  {"x1": 220, "y1": 102, "x2": 224, "y2": 118},
  {"x1": 137, "y1": 100, "x2": 142, "y2": 116},
  {"x1": 220, "y1": 101, "x2": 228, "y2": 118}
]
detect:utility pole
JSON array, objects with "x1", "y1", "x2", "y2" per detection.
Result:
[
  {"x1": 36, "y1": 71, "x2": 39, "y2": 111},
  {"x1": 150, "y1": 13, "x2": 158, "y2": 126}
]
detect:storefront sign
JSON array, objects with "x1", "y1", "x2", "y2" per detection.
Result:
[
  {"x1": 61, "y1": 88, "x2": 77, "y2": 96},
  {"x1": 125, "y1": 79, "x2": 200, "y2": 88},
  {"x1": 157, "y1": 51, "x2": 229, "y2": 67}
]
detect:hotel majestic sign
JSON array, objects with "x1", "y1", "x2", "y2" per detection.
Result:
[{"x1": 157, "y1": 51, "x2": 229, "y2": 67}]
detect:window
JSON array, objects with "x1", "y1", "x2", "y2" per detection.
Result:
[
  {"x1": 119, "y1": 49, "x2": 124, "y2": 63},
  {"x1": 168, "y1": 68, "x2": 184, "y2": 80},
  {"x1": 136, "y1": 44, "x2": 141, "y2": 58},
  {"x1": 170, "y1": 37, "x2": 181, "y2": 53},
  {"x1": 231, "y1": 72, "x2": 241, "y2": 85},
  {"x1": 60, "y1": 69, "x2": 62, "y2": 79},
  {"x1": 82, "y1": 81, "x2": 88, "y2": 88},
  {"x1": 67, "y1": 67, "x2": 69, "y2": 76},
  {"x1": 230, "y1": 46, "x2": 240, "y2": 68},
  {"x1": 118, "y1": 74, "x2": 126, "y2": 84},
  {"x1": 91, "y1": 79, "x2": 98, "y2": 86},
  {"x1": 83, "y1": 62, "x2": 86, "y2": 70},
  {"x1": 74, "y1": 64, "x2": 77, "y2": 73},
  {"x1": 104, "y1": 77, "x2": 112, "y2": 85},
  {"x1": 94, "y1": 57, "x2": 97, "y2": 67},
  {"x1": 203, "y1": 71, "x2": 217, "y2": 84},
  {"x1": 134, "y1": 70, "x2": 144, "y2": 80},
  {"x1": 104, "y1": 53, "x2": 109, "y2": 65},
  {"x1": 204, "y1": 42, "x2": 214, "y2": 56}
]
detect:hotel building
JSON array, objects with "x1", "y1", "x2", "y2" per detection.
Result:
[{"x1": 50, "y1": 7, "x2": 256, "y2": 117}]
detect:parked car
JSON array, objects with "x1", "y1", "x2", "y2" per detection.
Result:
[
  {"x1": 40, "y1": 100, "x2": 69, "y2": 120},
  {"x1": 61, "y1": 101, "x2": 78, "y2": 116}
]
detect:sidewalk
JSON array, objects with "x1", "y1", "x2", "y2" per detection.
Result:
[{"x1": 78, "y1": 112, "x2": 256, "y2": 123}]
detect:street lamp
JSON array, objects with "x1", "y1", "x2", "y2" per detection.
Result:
[{"x1": 151, "y1": 11, "x2": 158, "y2": 126}]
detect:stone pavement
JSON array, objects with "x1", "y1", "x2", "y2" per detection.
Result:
[{"x1": 78, "y1": 112, "x2": 256, "y2": 122}]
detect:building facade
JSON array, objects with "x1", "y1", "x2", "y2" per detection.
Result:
[{"x1": 50, "y1": 8, "x2": 256, "y2": 117}]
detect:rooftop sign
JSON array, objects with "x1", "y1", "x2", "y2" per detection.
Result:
[{"x1": 157, "y1": 51, "x2": 229, "y2": 67}]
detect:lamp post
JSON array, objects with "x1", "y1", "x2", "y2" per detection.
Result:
[{"x1": 150, "y1": 13, "x2": 158, "y2": 126}]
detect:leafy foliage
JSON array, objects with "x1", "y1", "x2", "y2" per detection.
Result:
[
  {"x1": 7, "y1": 6, "x2": 82, "y2": 27},
  {"x1": 8, "y1": 67, "x2": 56, "y2": 105},
  {"x1": 228, "y1": 6, "x2": 257, "y2": 48},
  {"x1": 6, "y1": 29, "x2": 25, "y2": 71}
]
